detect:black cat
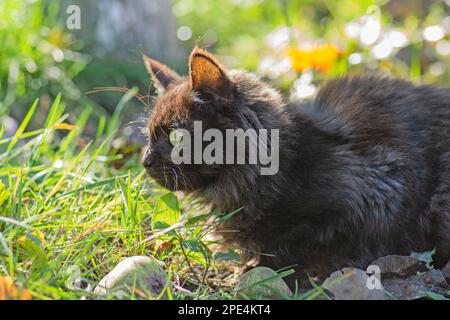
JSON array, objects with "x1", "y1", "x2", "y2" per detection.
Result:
[{"x1": 142, "y1": 47, "x2": 450, "y2": 285}]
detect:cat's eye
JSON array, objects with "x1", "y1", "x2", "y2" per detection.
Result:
[{"x1": 169, "y1": 129, "x2": 183, "y2": 146}]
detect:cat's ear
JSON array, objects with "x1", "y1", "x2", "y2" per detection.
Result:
[
  {"x1": 189, "y1": 48, "x2": 233, "y2": 98},
  {"x1": 143, "y1": 55, "x2": 182, "y2": 92}
]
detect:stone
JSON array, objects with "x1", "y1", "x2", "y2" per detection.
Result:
[
  {"x1": 236, "y1": 266, "x2": 293, "y2": 299},
  {"x1": 440, "y1": 261, "x2": 450, "y2": 283},
  {"x1": 94, "y1": 256, "x2": 170, "y2": 299},
  {"x1": 370, "y1": 255, "x2": 429, "y2": 279},
  {"x1": 421, "y1": 269, "x2": 448, "y2": 287},
  {"x1": 382, "y1": 270, "x2": 448, "y2": 300},
  {"x1": 322, "y1": 267, "x2": 386, "y2": 300}
]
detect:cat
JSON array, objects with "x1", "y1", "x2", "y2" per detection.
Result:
[{"x1": 142, "y1": 47, "x2": 450, "y2": 286}]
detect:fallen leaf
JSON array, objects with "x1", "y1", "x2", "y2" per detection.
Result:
[{"x1": 0, "y1": 276, "x2": 32, "y2": 300}]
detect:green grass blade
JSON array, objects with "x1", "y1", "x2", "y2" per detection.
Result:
[{"x1": 6, "y1": 98, "x2": 38, "y2": 152}]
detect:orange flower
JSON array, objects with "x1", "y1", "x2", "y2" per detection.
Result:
[
  {"x1": 0, "y1": 276, "x2": 32, "y2": 300},
  {"x1": 286, "y1": 44, "x2": 341, "y2": 73}
]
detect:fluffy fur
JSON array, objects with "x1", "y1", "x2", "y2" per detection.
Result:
[{"x1": 142, "y1": 48, "x2": 450, "y2": 286}]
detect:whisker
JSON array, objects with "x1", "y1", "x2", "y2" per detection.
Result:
[
  {"x1": 86, "y1": 86, "x2": 152, "y2": 109},
  {"x1": 173, "y1": 165, "x2": 193, "y2": 190},
  {"x1": 163, "y1": 164, "x2": 168, "y2": 189},
  {"x1": 171, "y1": 167, "x2": 179, "y2": 191}
]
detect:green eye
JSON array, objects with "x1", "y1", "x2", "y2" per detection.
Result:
[{"x1": 169, "y1": 129, "x2": 183, "y2": 146}]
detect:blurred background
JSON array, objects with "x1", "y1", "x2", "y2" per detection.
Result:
[{"x1": 1, "y1": 0, "x2": 449, "y2": 144}]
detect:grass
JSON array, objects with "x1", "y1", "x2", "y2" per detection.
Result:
[
  {"x1": 0, "y1": 94, "x2": 308, "y2": 300},
  {"x1": 2, "y1": 94, "x2": 448, "y2": 301}
]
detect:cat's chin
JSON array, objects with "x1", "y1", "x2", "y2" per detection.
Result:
[{"x1": 145, "y1": 171, "x2": 194, "y2": 192}]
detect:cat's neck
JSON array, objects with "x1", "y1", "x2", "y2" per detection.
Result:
[
  {"x1": 195, "y1": 71, "x2": 340, "y2": 215},
  {"x1": 198, "y1": 99, "x2": 337, "y2": 216},
  {"x1": 198, "y1": 101, "x2": 322, "y2": 212}
]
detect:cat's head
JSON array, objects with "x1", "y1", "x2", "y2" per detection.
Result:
[{"x1": 142, "y1": 47, "x2": 283, "y2": 193}]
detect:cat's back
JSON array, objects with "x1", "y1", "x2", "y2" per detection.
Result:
[
  {"x1": 295, "y1": 75, "x2": 450, "y2": 148},
  {"x1": 314, "y1": 75, "x2": 450, "y2": 124}
]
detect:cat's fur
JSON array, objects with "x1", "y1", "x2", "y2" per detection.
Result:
[{"x1": 142, "y1": 48, "x2": 450, "y2": 285}]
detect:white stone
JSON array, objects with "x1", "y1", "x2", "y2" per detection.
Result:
[{"x1": 94, "y1": 256, "x2": 169, "y2": 299}]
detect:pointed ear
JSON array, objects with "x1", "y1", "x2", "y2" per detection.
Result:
[
  {"x1": 143, "y1": 55, "x2": 182, "y2": 92},
  {"x1": 189, "y1": 48, "x2": 232, "y2": 97}
]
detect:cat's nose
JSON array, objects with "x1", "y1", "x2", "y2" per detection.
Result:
[{"x1": 142, "y1": 151, "x2": 154, "y2": 168}]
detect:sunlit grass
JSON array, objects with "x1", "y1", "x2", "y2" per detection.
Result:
[{"x1": 0, "y1": 95, "x2": 246, "y2": 300}]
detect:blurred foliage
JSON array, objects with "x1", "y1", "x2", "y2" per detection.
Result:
[
  {"x1": 172, "y1": 0, "x2": 450, "y2": 99},
  {"x1": 1, "y1": 0, "x2": 450, "y2": 129},
  {"x1": 0, "y1": 0, "x2": 88, "y2": 123}
]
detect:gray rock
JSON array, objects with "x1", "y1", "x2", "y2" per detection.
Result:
[
  {"x1": 2, "y1": 116, "x2": 18, "y2": 138},
  {"x1": 370, "y1": 255, "x2": 429, "y2": 279},
  {"x1": 322, "y1": 267, "x2": 386, "y2": 300},
  {"x1": 421, "y1": 269, "x2": 448, "y2": 287},
  {"x1": 94, "y1": 256, "x2": 170, "y2": 299},
  {"x1": 382, "y1": 278, "x2": 424, "y2": 300},
  {"x1": 236, "y1": 266, "x2": 293, "y2": 299},
  {"x1": 440, "y1": 261, "x2": 450, "y2": 283},
  {"x1": 382, "y1": 270, "x2": 448, "y2": 300}
]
